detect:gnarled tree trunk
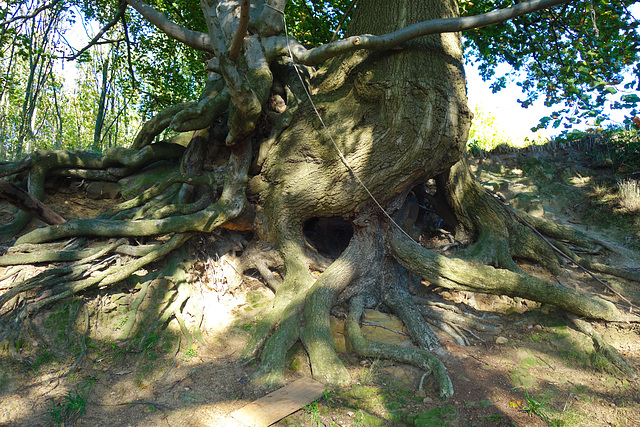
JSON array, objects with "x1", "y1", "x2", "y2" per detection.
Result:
[{"x1": 0, "y1": 0, "x2": 637, "y2": 400}]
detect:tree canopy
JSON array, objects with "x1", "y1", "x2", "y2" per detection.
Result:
[{"x1": 1, "y1": 0, "x2": 639, "y2": 158}]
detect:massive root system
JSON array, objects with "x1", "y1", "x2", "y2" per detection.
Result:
[{"x1": 1, "y1": 0, "x2": 638, "y2": 400}]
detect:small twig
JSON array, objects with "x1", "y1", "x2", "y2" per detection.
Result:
[
  {"x1": 0, "y1": 0, "x2": 61, "y2": 27},
  {"x1": 535, "y1": 355, "x2": 553, "y2": 369},
  {"x1": 461, "y1": 327, "x2": 482, "y2": 342},
  {"x1": 330, "y1": 0, "x2": 358, "y2": 42},
  {"x1": 562, "y1": 391, "x2": 573, "y2": 413},
  {"x1": 65, "y1": 1, "x2": 128, "y2": 60},
  {"x1": 90, "y1": 400, "x2": 169, "y2": 413},
  {"x1": 120, "y1": 14, "x2": 138, "y2": 88}
]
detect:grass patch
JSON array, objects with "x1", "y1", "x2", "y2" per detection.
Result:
[
  {"x1": 357, "y1": 358, "x2": 382, "y2": 385},
  {"x1": 303, "y1": 400, "x2": 322, "y2": 426},
  {"x1": 617, "y1": 179, "x2": 640, "y2": 212},
  {"x1": 183, "y1": 347, "x2": 197, "y2": 361},
  {"x1": 29, "y1": 351, "x2": 56, "y2": 371},
  {"x1": 0, "y1": 370, "x2": 9, "y2": 391},
  {"x1": 522, "y1": 390, "x2": 561, "y2": 426},
  {"x1": 412, "y1": 405, "x2": 458, "y2": 427},
  {"x1": 48, "y1": 379, "x2": 94, "y2": 425}
]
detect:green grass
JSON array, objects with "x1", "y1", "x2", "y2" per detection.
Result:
[
  {"x1": 30, "y1": 351, "x2": 56, "y2": 371},
  {"x1": 304, "y1": 401, "x2": 322, "y2": 426},
  {"x1": 522, "y1": 390, "x2": 554, "y2": 424},
  {"x1": 183, "y1": 347, "x2": 197, "y2": 361},
  {"x1": 357, "y1": 358, "x2": 382, "y2": 384},
  {"x1": 48, "y1": 379, "x2": 94, "y2": 426},
  {"x1": 0, "y1": 370, "x2": 9, "y2": 391}
]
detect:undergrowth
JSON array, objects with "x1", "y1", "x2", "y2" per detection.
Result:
[{"x1": 48, "y1": 379, "x2": 94, "y2": 426}]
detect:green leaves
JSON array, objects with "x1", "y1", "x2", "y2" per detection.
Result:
[
  {"x1": 463, "y1": 0, "x2": 640, "y2": 129},
  {"x1": 284, "y1": 0, "x2": 355, "y2": 46},
  {"x1": 621, "y1": 94, "x2": 640, "y2": 103}
]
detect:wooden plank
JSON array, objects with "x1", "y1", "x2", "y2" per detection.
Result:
[{"x1": 230, "y1": 377, "x2": 326, "y2": 427}]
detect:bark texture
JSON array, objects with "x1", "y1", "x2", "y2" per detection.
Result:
[{"x1": 1, "y1": 0, "x2": 637, "y2": 401}]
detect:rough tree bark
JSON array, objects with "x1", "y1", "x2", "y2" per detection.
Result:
[{"x1": 0, "y1": 0, "x2": 637, "y2": 400}]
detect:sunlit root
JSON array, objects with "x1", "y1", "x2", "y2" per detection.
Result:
[
  {"x1": 347, "y1": 294, "x2": 454, "y2": 400},
  {"x1": 568, "y1": 314, "x2": 637, "y2": 379},
  {"x1": 0, "y1": 233, "x2": 192, "y2": 348},
  {"x1": 241, "y1": 236, "x2": 315, "y2": 370},
  {"x1": 388, "y1": 227, "x2": 620, "y2": 321},
  {"x1": 300, "y1": 241, "x2": 363, "y2": 386}
]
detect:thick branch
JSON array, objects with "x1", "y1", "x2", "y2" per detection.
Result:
[
  {"x1": 229, "y1": 0, "x2": 251, "y2": 62},
  {"x1": 200, "y1": 2, "x2": 263, "y2": 144},
  {"x1": 267, "y1": 0, "x2": 573, "y2": 65},
  {"x1": 0, "y1": 179, "x2": 66, "y2": 225},
  {"x1": 250, "y1": 0, "x2": 285, "y2": 36},
  {"x1": 126, "y1": 0, "x2": 212, "y2": 52}
]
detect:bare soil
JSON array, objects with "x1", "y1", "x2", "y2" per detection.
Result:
[{"x1": 1, "y1": 145, "x2": 639, "y2": 426}]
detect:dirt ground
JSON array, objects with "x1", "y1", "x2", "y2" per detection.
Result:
[{"x1": 1, "y1": 143, "x2": 639, "y2": 426}]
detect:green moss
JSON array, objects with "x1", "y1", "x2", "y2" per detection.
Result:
[
  {"x1": 354, "y1": 409, "x2": 385, "y2": 426},
  {"x1": 509, "y1": 367, "x2": 537, "y2": 388},
  {"x1": 247, "y1": 291, "x2": 263, "y2": 304},
  {"x1": 412, "y1": 405, "x2": 458, "y2": 427},
  {"x1": 590, "y1": 351, "x2": 614, "y2": 373}
]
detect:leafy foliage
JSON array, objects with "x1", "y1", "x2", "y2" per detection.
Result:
[
  {"x1": 467, "y1": 103, "x2": 547, "y2": 152},
  {"x1": 284, "y1": 0, "x2": 354, "y2": 46},
  {"x1": 461, "y1": 0, "x2": 640, "y2": 129},
  {"x1": 72, "y1": 0, "x2": 208, "y2": 115},
  {"x1": 2, "y1": 0, "x2": 640, "y2": 158}
]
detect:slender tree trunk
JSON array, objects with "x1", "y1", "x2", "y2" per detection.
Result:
[{"x1": 93, "y1": 58, "x2": 110, "y2": 151}]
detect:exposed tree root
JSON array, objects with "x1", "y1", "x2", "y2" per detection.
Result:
[
  {"x1": 568, "y1": 314, "x2": 638, "y2": 379},
  {"x1": 0, "y1": 233, "x2": 192, "y2": 345},
  {"x1": 1, "y1": 30, "x2": 638, "y2": 401},
  {"x1": 389, "y1": 225, "x2": 620, "y2": 321},
  {"x1": 382, "y1": 270, "x2": 441, "y2": 351},
  {"x1": 242, "y1": 236, "x2": 316, "y2": 387},
  {"x1": 347, "y1": 294, "x2": 454, "y2": 400},
  {"x1": 64, "y1": 303, "x2": 90, "y2": 377},
  {"x1": 119, "y1": 278, "x2": 151, "y2": 341}
]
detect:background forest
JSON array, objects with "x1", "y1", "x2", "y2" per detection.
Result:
[{"x1": 1, "y1": 0, "x2": 639, "y2": 160}]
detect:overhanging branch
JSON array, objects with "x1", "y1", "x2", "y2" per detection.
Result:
[
  {"x1": 0, "y1": 0, "x2": 62, "y2": 27},
  {"x1": 272, "y1": 0, "x2": 574, "y2": 65},
  {"x1": 67, "y1": 1, "x2": 128, "y2": 60},
  {"x1": 126, "y1": 0, "x2": 213, "y2": 53}
]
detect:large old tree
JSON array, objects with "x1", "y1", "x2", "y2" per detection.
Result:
[{"x1": 1, "y1": 0, "x2": 638, "y2": 398}]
